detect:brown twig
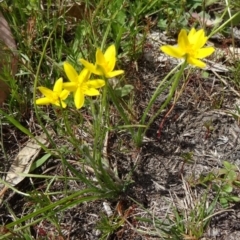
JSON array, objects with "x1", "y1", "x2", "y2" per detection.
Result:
[
  {"x1": 157, "y1": 73, "x2": 192, "y2": 139},
  {"x1": 157, "y1": 103, "x2": 175, "y2": 139},
  {"x1": 0, "y1": 186, "x2": 8, "y2": 200}
]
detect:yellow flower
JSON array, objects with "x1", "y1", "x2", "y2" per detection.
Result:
[
  {"x1": 36, "y1": 78, "x2": 69, "y2": 108},
  {"x1": 63, "y1": 62, "x2": 105, "y2": 109},
  {"x1": 160, "y1": 28, "x2": 215, "y2": 68},
  {"x1": 79, "y1": 44, "x2": 124, "y2": 78}
]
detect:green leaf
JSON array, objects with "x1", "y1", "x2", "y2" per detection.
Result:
[
  {"x1": 219, "y1": 197, "x2": 228, "y2": 208},
  {"x1": 223, "y1": 161, "x2": 233, "y2": 171},
  {"x1": 115, "y1": 84, "x2": 134, "y2": 97},
  {"x1": 0, "y1": 110, "x2": 33, "y2": 137},
  {"x1": 218, "y1": 168, "x2": 227, "y2": 176},
  {"x1": 30, "y1": 153, "x2": 52, "y2": 171},
  {"x1": 157, "y1": 19, "x2": 167, "y2": 30},
  {"x1": 205, "y1": 0, "x2": 220, "y2": 7},
  {"x1": 233, "y1": 181, "x2": 240, "y2": 187},
  {"x1": 222, "y1": 184, "x2": 233, "y2": 193},
  {"x1": 229, "y1": 196, "x2": 240, "y2": 202},
  {"x1": 227, "y1": 170, "x2": 237, "y2": 181},
  {"x1": 116, "y1": 10, "x2": 126, "y2": 25},
  {"x1": 201, "y1": 71, "x2": 209, "y2": 79},
  {"x1": 23, "y1": 234, "x2": 32, "y2": 240},
  {"x1": 199, "y1": 172, "x2": 216, "y2": 184},
  {"x1": 181, "y1": 152, "x2": 194, "y2": 164}
]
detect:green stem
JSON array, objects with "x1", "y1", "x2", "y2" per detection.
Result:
[
  {"x1": 144, "y1": 61, "x2": 187, "y2": 134},
  {"x1": 91, "y1": 79, "x2": 122, "y2": 192},
  {"x1": 107, "y1": 83, "x2": 134, "y2": 136},
  {"x1": 141, "y1": 62, "x2": 181, "y2": 125},
  {"x1": 135, "y1": 62, "x2": 182, "y2": 145},
  {"x1": 33, "y1": 28, "x2": 56, "y2": 147},
  {"x1": 94, "y1": 78, "x2": 108, "y2": 165},
  {"x1": 208, "y1": 11, "x2": 240, "y2": 38}
]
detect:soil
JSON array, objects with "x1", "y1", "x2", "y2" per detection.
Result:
[{"x1": 1, "y1": 31, "x2": 240, "y2": 240}]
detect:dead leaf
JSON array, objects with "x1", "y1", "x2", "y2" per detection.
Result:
[
  {"x1": 5, "y1": 130, "x2": 54, "y2": 186},
  {"x1": 191, "y1": 12, "x2": 222, "y2": 27}
]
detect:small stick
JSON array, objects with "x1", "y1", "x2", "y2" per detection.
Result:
[
  {"x1": 157, "y1": 104, "x2": 175, "y2": 139},
  {"x1": 0, "y1": 186, "x2": 8, "y2": 199}
]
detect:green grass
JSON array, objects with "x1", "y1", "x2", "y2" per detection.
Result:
[{"x1": 0, "y1": 0, "x2": 240, "y2": 239}]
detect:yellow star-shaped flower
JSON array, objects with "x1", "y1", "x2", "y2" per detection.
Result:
[
  {"x1": 36, "y1": 78, "x2": 69, "y2": 108},
  {"x1": 63, "y1": 62, "x2": 105, "y2": 109},
  {"x1": 160, "y1": 28, "x2": 215, "y2": 68},
  {"x1": 79, "y1": 44, "x2": 124, "y2": 78}
]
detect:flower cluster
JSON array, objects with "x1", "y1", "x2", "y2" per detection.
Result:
[
  {"x1": 160, "y1": 28, "x2": 215, "y2": 68},
  {"x1": 36, "y1": 78, "x2": 69, "y2": 108},
  {"x1": 36, "y1": 45, "x2": 124, "y2": 109},
  {"x1": 36, "y1": 28, "x2": 214, "y2": 110}
]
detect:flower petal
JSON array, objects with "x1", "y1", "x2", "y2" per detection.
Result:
[
  {"x1": 59, "y1": 89, "x2": 70, "y2": 100},
  {"x1": 38, "y1": 87, "x2": 54, "y2": 99},
  {"x1": 178, "y1": 29, "x2": 189, "y2": 50},
  {"x1": 79, "y1": 59, "x2": 99, "y2": 75},
  {"x1": 78, "y1": 68, "x2": 91, "y2": 84},
  {"x1": 160, "y1": 45, "x2": 185, "y2": 58},
  {"x1": 84, "y1": 88, "x2": 100, "y2": 96},
  {"x1": 87, "y1": 80, "x2": 105, "y2": 88},
  {"x1": 64, "y1": 62, "x2": 78, "y2": 82},
  {"x1": 95, "y1": 65, "x2": 106, "y2": 76},
  {"x1": 104, "y1": 45, "x2": 116, "y2": 72},
  {"x1": 104, "y1": 45, "x2": 115, "y2": 60},
  {"x1": 106, "y1": 70, "x2": 124, "y2": 78},
  {"x1": 187, "y1": 56, "x2": 206, "y2": 68},
  {"x1": 59, "y1": 100, "x2": 67, "y2": 108},
  {"x1": 53, "y1": 78, "x2": 63, "y2": 93},
  {"x1": 190, "y1": 29, "x2": 207, "y2": 49},
  {"x1": 187, "y1": 28, "x2": 196, "y2": 40},
  {"x1": 62, "y1": 82, "x2": 78, "y2": 92},
  {"x1": 107, "y1": 57, "x2": 116, "y2": 73},
  {"x1": 74, "y1": 87, "x2": 84, "y2": 109},
  {"x1": 195, "y1": 47, "x2": 215, "y2": 58},
  {"x1": 36, "y1": 97, "x2": 52, "y2": 105},
  {"x1": 96, "y1": 48, "x2": 107, "y2": 66}
]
